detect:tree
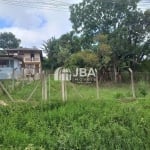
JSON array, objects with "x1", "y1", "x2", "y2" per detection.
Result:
[
  {"x1": 0, "y1": 32, "x2": 21, "y2": 49},
  {"x1": 59, "y1": 31, "x2": 81, "y2": 54},
  {"x1": 144, "y1": 9, "x2": 150, "y2": 33},
  {"x1": 70, "y1": 0, "x2": 140, "y2": 48},
  {"x1": 109, "y1": 9, "x2": 149, "y2": 70},
  {"x1": 70, "y1": 0, "x2": 149, "y2": 82},
  {"x1": 68, "y1": 51, "x2": 99, "y2": 68},
  {"x1": 94, "y1": 34, "x2": 112, "y2": 66},
  {"x1": 43, "y1": 37, "x2": 59, "y2": 70},
  {"x1": 94, "y1": 34, "x2": 113, "y2": 81},
  {"x1": 43, "y1": 32, "x2": 82, "y2": 70},
  {"x1": 57, "y1": 48, "x2": 70, "y2": 67}
]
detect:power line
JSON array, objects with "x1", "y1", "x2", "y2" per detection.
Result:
[
  {"x1": 1, "y1": 0, "x2": 71, "y2": 7},
  {"x1": 2, "y1": 0, "x2": 71, "y2": 6},
  {"x1": 0, "y1": 0, "x2": 72, "y2": 11},
  {"x1": 0, "y1": 0, "x2": 149, "y2": 11}
]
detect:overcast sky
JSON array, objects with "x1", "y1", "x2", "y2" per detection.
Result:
[{"x1": 0, "y1": 0, "x2": 149, "y2": 49}]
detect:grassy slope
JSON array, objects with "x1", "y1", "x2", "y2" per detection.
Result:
[{"x1": 0, "y1": 79, "x2": 150, "y2": 149}]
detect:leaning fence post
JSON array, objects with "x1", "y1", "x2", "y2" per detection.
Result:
[{"x1": 0, "y1": 81, "x2": 14, "y2": 101}]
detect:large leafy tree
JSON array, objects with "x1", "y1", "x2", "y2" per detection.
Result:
[
  {"x1": 70, "y1": 0, "x2": 140, "y2": 46},
  {"x1": 109, "y1": 9, "x2": 149, "y2": 70},
  {"x1": 0, "y1": 32, "x2": 21, "y2": 49},
  {"x1": 70, "y1": 0, "x2": 149, "y2": 78}
]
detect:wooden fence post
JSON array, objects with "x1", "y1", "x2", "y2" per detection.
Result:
[
  {"x1": 44, "y1": 72, "x2": 48, "y2": 101},
  {"x1": 48, "y1": 74, "x2": 51, "y2": 100},
  {"x1": 61, "y1": 69, "x2": 67, "y2": 102},
  {"x1": 64, "y1": 72, "x2": 67, "y2": 101},
  {"x1": 41, "y1": 71, "x2": 48, "y2": 101},
  {"x1": 41, "y1": 71, "x2": 44, "y2": 100},
  {"x1": 129, "y1": 68, "x2": 136, "y2": 99},
  {"x1": 61, "y1": 78, "x2": 65, "y2": 102},
  {"x1": 96, "y1": 72, "x2": 100, "y2": 99},
  {"x1": 12, "y1": 68, "x2": 15, "y2": 90}
]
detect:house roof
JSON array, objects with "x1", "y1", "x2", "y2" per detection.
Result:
[
  {"x1": 0, "y1": 54, "x2": 23, "y2": 61},
  {"x1": 5, "y1": 48, "x2": 43, "y2": 57}
]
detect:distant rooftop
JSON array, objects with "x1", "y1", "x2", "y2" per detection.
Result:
[
  {"x1": 0, "y1": 54, "x2": 23, "y2": 61},
  {"x1": 5, "y1": 48, "x2": 43, "y2": 56},
  {"x1": 5, "y1": 47, "x2": 42, "y2": 51}
]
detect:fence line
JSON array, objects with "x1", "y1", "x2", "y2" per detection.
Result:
[{"x1": 0, "y1": 71, "x2": 149, "y2": 102}]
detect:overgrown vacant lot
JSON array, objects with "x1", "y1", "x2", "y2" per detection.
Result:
[
  {"x1": 0, "y1": 99, "x2": 150, "y2": 149},
  {"x1": 0, "y1": 80, "x2": 150, "y2": 149}
]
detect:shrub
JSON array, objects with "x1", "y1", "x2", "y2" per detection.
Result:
[
  {"x1": 114, "y1": 92, "x2": 124, "y2": 99},
  {"x1": 137, "y1": 81, "x2": 148, "y2": 97}
]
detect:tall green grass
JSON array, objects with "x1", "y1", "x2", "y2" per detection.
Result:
[
  {"x1": 1, "y1": 77, "x2": 149, "y2": 101},
  {"x1": 0, "y1": 98, "x2": 150, "y2": 149},
  {"x1": 0, "y1": 78, "x2": 150, "y2": 149}
]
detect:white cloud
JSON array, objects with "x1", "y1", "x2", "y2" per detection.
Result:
[
  {"x1": 0, "y1": 0, "x2": 82, "y2": 48},
  {"x1": 138, "y1": 0, "x2": 150, "y2": 11}
]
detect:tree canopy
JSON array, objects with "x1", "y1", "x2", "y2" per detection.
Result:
[
  {"x1": 43, "y1": 32, "x2": 82, "y2": 70},
  {"x1": 68, "y1": 51, "x2": 99, "y2": 68},
  {"x1": 43, "y1": 0, "x2": 149, "y2": 78},
  {"x1": 69, "y1": 0, "x2": 149, "y2": 72},
  {"x1": 0, "y1": 32, "x2": 21, "y2": 49},
  {"x1": 70, "y1": 0, "x2": 140, "y2": 37}
]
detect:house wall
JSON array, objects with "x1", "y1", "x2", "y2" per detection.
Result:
[
  {"x1": 0, "y1": 68, "x2": 13, "y2": 79},
  {"x1": 24, "y1": 53, "x2": 30, "y2": 58},
  {"x1": 0, "y1": 59, "x2": 22, "y2": 80},
  {"x1": 23, "y1": 52, "x2": 41, "y2": 76},
  {"x1": 24, "y1": 52, "x2": 40, "y2": 59},
  {"x1": 14, "y1": 59, "x2": 22, "y2": 79}
]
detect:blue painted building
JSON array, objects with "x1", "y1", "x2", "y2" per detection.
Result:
[{"x1": 0, "y1": 55, "x2": 23, "y2": 80}]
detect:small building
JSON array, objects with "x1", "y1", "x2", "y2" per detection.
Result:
[
  {"x1": 5, "y1": 48, "x2": 43, "y2": 78},
  {"x1": 0, "y1": 55, "x2": 23, "y2": 80}
]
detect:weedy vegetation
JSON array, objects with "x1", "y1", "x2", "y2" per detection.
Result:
[{"x1": 0, "y1": 78, "x2": 150, "y2": 149}]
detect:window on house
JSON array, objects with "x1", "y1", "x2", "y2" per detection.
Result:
[
  {"x1": 9, "y1": 60, "x2": 14, "y2": 68},
  {"x1": 19, "y1": 51, "x2": 24, "y2": 55},
  {"x1": 0, "y1": 60, "x2": 13, "y2": 68}
]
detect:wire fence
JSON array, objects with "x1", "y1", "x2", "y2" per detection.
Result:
[{"x1": 0, "y1": 71, "x2": 150, "y2": 103}]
